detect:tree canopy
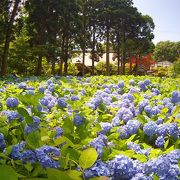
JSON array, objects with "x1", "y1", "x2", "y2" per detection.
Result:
[
  {"x1": 153, "y1": 41, "x2": 180, "y2": 62},
  {"x1": 0, "y1": 0, "x2": 155, "y2": 76}
]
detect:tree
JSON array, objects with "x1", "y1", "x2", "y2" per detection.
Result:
[
  {"x1": 1, "y1": 0, "x2": 21, "y2": 76},
  {"x1": 153, "y1": 41, "x2": 180, "y2": 62}
]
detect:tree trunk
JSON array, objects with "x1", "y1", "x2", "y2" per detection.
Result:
[
  {"x1": 36, "y1": 55, "x2": 42, "y2": 75},
  {"x1": 106, "y1": 23, "x2": 110, "y2": 76},
  {"x1": 82, "y1": 2, "x2": 86, "y2": 76},
  {"x1": 117, "y1": 30, "x2": 121, "y2": 75},
  {"x1": 59, "y1": 33, "x2": 65, "y2": 76},
  {"x1": 91, "y1": 25, "x2": 95, "y2": 76},
  {"x1": 82, "y1": 47, "x2": 85, "y2": 76},
  {"x1": 1, "y1": 0, "x2": 21, "y2": 76},
  {"x1": 121, "y1": 24, "x2": 126, "y2": 75},
  {"x1": 64, "y1": 36, "x2": 69, "y2": 75}
]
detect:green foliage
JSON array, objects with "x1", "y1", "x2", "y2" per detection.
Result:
[
  {"x1": 153, "y1": 41, "x2": 180, "y2": 62},
  {"x1": 0, "y1": 165, "x2": 18, "y2": 180},
  {"x1": 96, "y1": 61, "x2": 117, "y2": 75},
  {"x1": 173, "y1": 57, "x2": 180, "y2": 77},
  {"x1": 79, "y1": 148, "x2": 98, "y2": 169}
]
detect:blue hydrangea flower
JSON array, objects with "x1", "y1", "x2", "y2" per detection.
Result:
[
  {"x1": 104, "y1": 88, "x2": 111, "y2": 94},
  {"x1": 48, "y1": 84, "x2": 55, "y2": 92},
  {"x1": 143, "y1": 121, "x2": 157, "y2": 138},
  {"x1": 71, "y1": 96, "x2": 80, "y2": 101},
  {"x1": 84, "y1": 160, "x2": 110, "y2": 179},
  {"x1": 155, "y1": 136, "x2": 165, "y2": 148},
  {"x1": 118, "y1": 80, "x2": 124, "y2": 88},
  {"x1": 40, "y1": 95, "x2": 57, "y2": 109},
  {"x1": 129, "y1": 87, "x2": 139, "y2": 94},
  {"x1": 138, "y1": 81, "x2": 147, "y2": 91},
  {"x1": 90, "y1": 134, "x2": 108, "y2": 157},
  {"x1": 157, "y1": 124, "x2": 169, "y2": 137},
  {"x1": 6, "y1": 97, "x2": 19, "y2": 108},
  {"x1": 18, "y1": 82, "x2": 27, "y2": 89},
  {"x1": 24, "y1": 116, "x2": 40, "y2": 134},
  {"x1": 168, "y1": 123, "x2": 179, "y2": 139},
  {"x1": 73, "y1": 114, "x2": 84, "y2": 126},
  {"x1": 8, "y1": 141, "x2": 26, "y2": 160},
  {"x1": 171, "y1": 90, "x2": 180, "y2": 104},
  {"x1": 2, "y1": 110, "x2": 19, "y2": 122},
  {"x1": 36, "y1": 146, "x2": 60, "y2": 168},
  {"x1": 126, "y1": 120, "x2": 141, "y2": 135},
  {"x1": 144, "y1": 105, "x2": 152, "y2": 117},
  {"x1": 55, "y1": 127, "x2": 64, "y2": 138},
  {"x1": 166, "y1": 150, "x2": 180, "y2": 164},
  {"x1": 116, "y1": 107, "x2": 134, "y2": 123},
  {"x1": 131, "y1": 173, "x2": 153, "y2": 180},
  {"x1": 38, "y1": 86, "x2": 45, "y2": 93},
  {"x1": 130, "y1": 79, "x2": 135, "y2": 85},
  {"x1": 108, "y1": 155, "x2": 137, "y2": 180},
  {"x1": 47, "y1": 79, "x2": 53, "y2": 85},
  {"x1": 57, "y1": 98, "x2": 67, "y2": 108},
  {"x1": 22, "y1": 150, "x2": 37, "y2": 164},
  {"x1": 122, "y1": 93, "x2": 134, "y2": 102},
  {"x1": 151, "y1": 88, "x2": 160, "y2": 95},
  {"x1": 0, "y1": 133, "x2": 6, "y2": 149},
  {"x1": 144, "y1": 79, "x2": 150, "y2": 86},
  {"x1": 138, "y1": 99, "x2": 150, "y2": 113},
  {"x1": 99, "y1": 122, "x2": 112, "y2": 134},
  {"x1": 112, "y1": 116, "x2": 121, "y2": 126},
  {"x1": 156, "y1": 118, "x2": 163, "y2": 125}
]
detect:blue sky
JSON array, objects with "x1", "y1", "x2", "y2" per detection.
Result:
[{"x1": 132, "y1": 0, "x2": 180, "y2": 44}]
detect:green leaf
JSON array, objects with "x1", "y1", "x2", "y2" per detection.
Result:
[
  {"x1": 173, "y1": 106, "x2": 180, "y2": 116},
  {"x1": 79, "y1": 148, "x2": 98, "y2": 169},
  {"x1": 66, "y1": 170, "x2": 82, "y2": 180},
  {"x1": 18, "y1": 93, "x2": 44, "y2": 106},
  {"x1": 153, "y1": 174, "x2": 159, "y2": 180},
  {"x1": 17, "y1": 107, "x2": 33, "y2": 125},
  {"x1": 26, "y1": 131, "x2": 41, "y2": 149},
  {"x1": 164, "y1": 139, "x2": 169, "y2": 149},
  {"x1": 133, "y1": 154, "x2": 147, "y2": 162},
  {"x1": 47, "y1": 168, "x2": 73, "y2": 180},
  {"x1": 0, "y1": 165, "x2": 18, "y2": 180},
  {"x1": 54, "y1": 136, "x2": 74, "y2": 147},
  {"x1": 126, "y1": 134, "x2": 136, "y2": 143},
  {"x1": 136, "y1": 115, "x2": 147, "y2": 124}
]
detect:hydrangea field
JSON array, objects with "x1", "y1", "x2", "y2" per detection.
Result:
[{"x1": 0, "y1": 75, "x2": 180, "y2": 180}]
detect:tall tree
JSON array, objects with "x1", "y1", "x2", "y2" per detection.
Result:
[{"x1": 1, "y1": 0, "x2": 21, "y2": 76}]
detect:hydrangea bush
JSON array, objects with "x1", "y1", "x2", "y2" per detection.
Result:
[{"x1": 0, "y1": 75, "x2": 179, "y2": 180}]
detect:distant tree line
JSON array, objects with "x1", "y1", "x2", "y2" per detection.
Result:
[{"x1": 0, "y1": 0, "x2": 155, "y2": 76}]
